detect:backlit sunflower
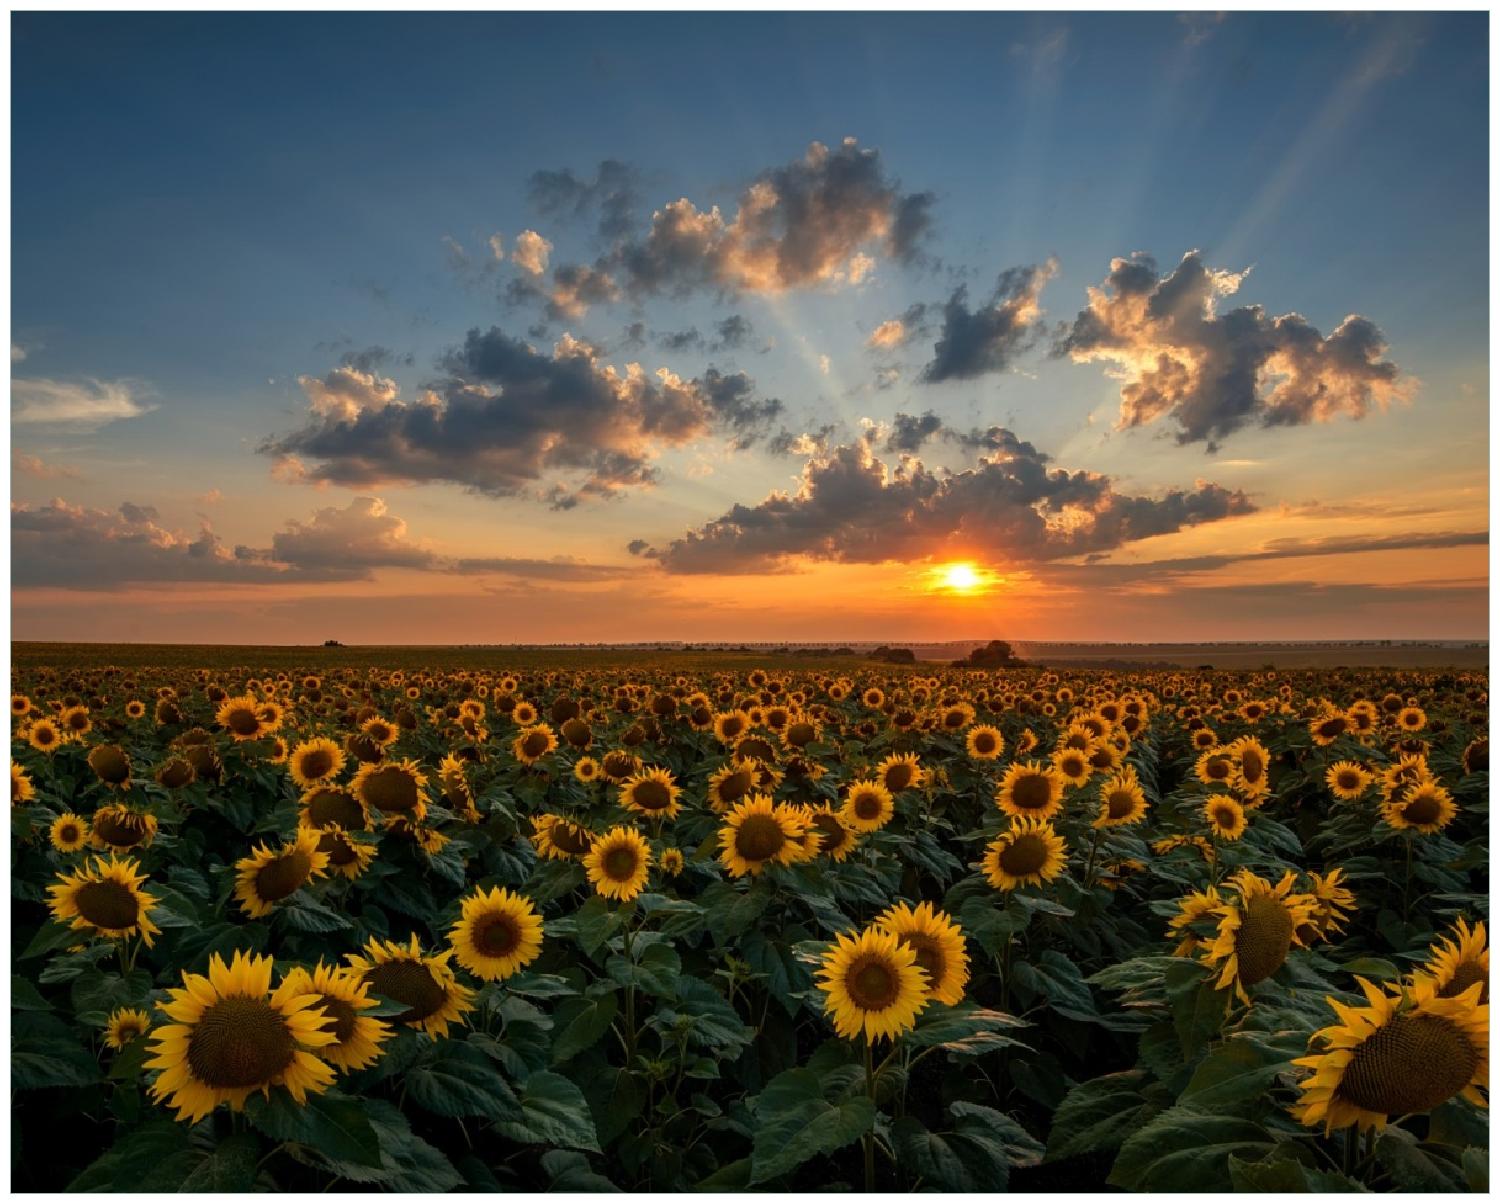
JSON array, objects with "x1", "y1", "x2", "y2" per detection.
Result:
[
  {"x1": 49, "y1": 811, "x2": 90, "y2": 852},
  {"x1": 352, "y1": 758, "x2": 428, "y2": 824},
  {"x1": 13, "y1": 762, "x2": 36, "y2": 806},
  {"x1": 1093, "y1": 768, "x2": 1149, "y2": 828},
  {"x1": 876, "y1": 752, "x2": 925, "y2": 794},
  {"x1": 90, "y1": 803, "x2": 159, "y2": 851},
  {"x1": 965, "y1": 724, "x2": 1005, "y2": 761},
  {"x1": 1299, "y1": 868, "x2": 1357, "y2": 943},
  {"x1": 1202, "y1": 870, "x2": 1318, "y2": 1002},
  {"x1": 105, "y1": 1006, "x2": 152, "y2": 1050},
  {"x1": 47, "y1": 854, "x2": 161, "y2": 946},
  {"x1": 346, "y1": 935, "x2": 475, "y2": 1038},
  {"x1": 145, "y1": 950, "x2": 336, "y2": 1121},
  {"x1": 982, "y1": 818, "x2": 1068, "y2": 892},
  {"x1": 278, "y1": 962, "x2": 390, "y2": 1071},
  {"x1": 27, "y1": 718, "x2": 62, "y2": 753},
  {"x1": 512, "y1": 724, "x2": 558, "y2": 766},
  {"x1": 215, "y1": 694, "x2": 266, "y2": 741},
  {"x1": 1418, "y1": 918, "x2": 1488, "y2": 1003},
  {"x1": 582, "y1": 826, "x2": 652, "y2": 901},
  {"x1": 1167, "y1": 886, "x2": 1223, "y2": 957},
  {"x1": 1203, "y1": 794, "x2": 1248, "y2": 841},
  {"x1": 876, "y1": 901, "x2": 969, "y2": 1006},
  {"x1": 299, "y1": 784, "x2": 369, "y2": 832},
  {"x1": 233, "y1": 828, "x2": 330, "y2": 918},
  {"x1": 816, "y1": 926, "x2": 930, "y2": 1042},
  {"x1": 313, "y1": 825, "x2": 378, "y2": 880},
  {"x1": 619, "y1": 766, "x2": 683, "y2": 821},
  {"x1": 1326, "y1": 761, "x2": 1374, "y2": 801},
  {"x1": 1292, "y1": 976, "x2": 1488, "y2": 1133},
  {"x1": 85, "y1": 744, "x2": 132, "y2": 789},
  {"x1": 288, "y1": 738, "x2": 345, "y2": 789},
  {"x1": 840, "y1": 779, "x2": 895, "y2": 833},
  {"x1": 995, "y1": 760, "x2": 1066, "y2": 823},
  {"x1": 718, "y1": 794, "x2": 811, "y2": 877},
  {"x1": 803, "y1": 803, "x2": 859, "y2": 861},
  {"x1": 1381, "y1": 779, "x2": 1457, "y2": 834},
  {"x1": 449, "y1": 886, "x2": 545, "y2": 981}
]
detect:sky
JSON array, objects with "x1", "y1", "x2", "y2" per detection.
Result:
[{"x1": 9, "y1": 11, "x2": 1490, "y2": 644}]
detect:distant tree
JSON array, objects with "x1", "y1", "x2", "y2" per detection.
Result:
[
  {"x1": 323, "y1": 639, "x2": 343, "y2": 647},
  {"x1": 869, "y1": 645, "x2": 917, "y2": 664},
  {"x1": 955, "y1": 640, "x2": 1020, "y2": 668}
]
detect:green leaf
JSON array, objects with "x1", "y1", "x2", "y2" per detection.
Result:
[
  {"x1": 893, "y1": 1116, "x2": 975, "y2": 1190},
  {"x1": 406, "y1": 1040, "x2": 519, "y2": 1118},
  {"x1": 649, "y1": 975, "x2": 754, "y2": 1053},
  {"x1": 1337, "y1": 956, "x2": 1402, "y2": 981},
  {"x1": 1375, "y1": 1127, "x2": 1469, "y2": 1192},
  {"x1": 1179, "y1": 1038, "x2": 1294, "y2": 1113},
  {"x1": 20, "y1": 919, "x2": 82, "y2": 959},
  {"x1": 245, "y1": 1089, "x2": 384, "y2": 1169},
  {"x1": 905, "y1": 1001, "x2": 1029, "y2": 1056},
  {"x1": 1166, "y1": 959, "x2": 1229, "y2": 1060},
  {"x1": 1108, "y1": 1105, "x2": 1274, "y2": 1191},
  {"x1": 1012, "y1": 949, "x2": 1098, "y2": 1021},
  {"x1": 607, "y1": 940, "x2": 681, "y2": 996},
  {"x1": 12, "y1": 1011, "x2": 101, "y2": 1089},
  {"x1": 179, "y1": 1133, "x2": 262, "y2": 1192},
  {"x1": 551, "y1": 991, "x2": 619, "y2": 1064},
  {"x1": 494, "y1": 1069, "x2": 601, "y2": 1152},
  {"x1": 700, "y1": 879, "x2": 773, "y2": 943},
  {"x1": 1227, "y1": 1151, "x2": 1366, "y2": 1192},
  {"x1": 749, "y1": 1067, "x2": 875, "y2": 1184},
  {"x1": 694, "y1": 1157, "x2": 754, "y2": 1190},
  {"x1": 1045, "y1": 1069, "x2": 1163, "y2": 1164},
  {"x1": 540, "y1": 1149, "x2": 619, "y2": 1191},
  {"x1": 68, "y1": 1119, "x2": 199, "y2": 1191},
  {"x1": 11, "y1": 975, "x2": 51, "y2": 1011}
]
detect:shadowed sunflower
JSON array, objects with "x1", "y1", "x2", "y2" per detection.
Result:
[
  {"x1": 233, "y1": 828, "x2": 330, "y2": 918},
  {"x1": 1418, "y1": 918, "x2": 1488, "y2": 1003},
  {"x1": 1093, "y1": 767, "x2": 1149, "y2": 828},
  {"x1": 965, "y1": 724, "x2": 1005, "y2": 761},
  {"x1": 352, "y1": 758, "x2": 428, "y2": 824},
  {"x1": 707, "y1": 759, "x2": 759, "y2": 812},
  {"x1": 619, "y1": 766, "x2": 683, "y2": 821},
  {"x1": 1167, "y1": 886, "x2": 1223, "y2": 957},
  {"x1": 105, "y1": 1006, "x2": 151, "y2": 1050},
  {"x1": 816, "y1": 926, "x2": 930, "y2": 1042},
  {"x1": 13, "y1": 762, "x2": 36, "y2": 806},
  {"x1": 713, "y1": 709, "x2": 752, "y2": 745},
  {"x1": 1195, "y1": 748, "x2": 1236, "y2": 787},
  {"x1": 346, "y1": 935, "x2": 475, "y2": 1038},
  {"x1": 531, "y1": 813, "x2": 596, "y2": 861},
  {"x1": 600, "y1": 750, "x2": 642, "y2": 783},
  {"x1": 288, "y1": 738, "x2": 345, "y2": 790},
  {"x1": 60, "y1": 706, "x2": 93, "y2": 741},
  {"x1": 982, "y1": 818, "x2": 1068, "y2": 892},
  {"x1": 145, "y1": 950, "x2": 336, "y2": 1122},
  {"x1": 27, "y1": 718, "x2": 62, "y2": 754},
  {"x1": 449, "y1": 886, "x2": 544, "y2": 981},
  {"x1": 279, "y1": 962, "x2": 390, "y2": 1071},
  {"x1": 299, "y1": 785, "x2": 369, "y2": 833},
  {"x1": 313, "y1": 824, "x2": 377, "y2": 880},
  {"x1": 803, "y1": 803, "x2": 859, "y2": 861},
  {"x1": 1309, "y1": 708, "x2": 1352, "y2": 747},
  {"x1": 86, "y1": 744, "x2": 132, "y2": 789},
  {"x1": 1381, "y1": 779, "x2": 1457, "y2": 834},
  {"x1": 437, "y1": 753, "x2": 479, "y2": 820},
  {"x1": 718, "y1": 794, "x2": 811, "y2": 877},
  {"x1": 1292, "y1": 976, "x2": 1488, "y2": 1133},
  {"x1": 876, "y1": 752, "x2": 925, "y2": 794},
  {"x1": 215, "y1": 694, "x2": 266, "y2": 741},
  {"x1": 583, "y1": 826, "x2": 652, "y2": 901},
  {"x1": 660, "y1": 847, "x2": 685, "y2": 875},
  {"x1": 1202, "y1": 870, "x2": 1318, "y2": 1002},
  {"x1": 1229, "y1": 736, "x2": 1271, "y2": 799},
  {"x1": 90, "y1": 803, "x2": 158, "y2": 852},
  {"x1": 48, "y1": 854, "x2": 161, "y2": 946},
  {"x1": 1326, "y1": 761, "x2": 1374, "y2": 802},
  {"x1": 840, "y1": 780, "x2": 895, "y2": 833},
  {"x1": 876, "y1": 901, "x2": 969, "y2": 1006},
  {"x1": 512, "y1": 724, "x2": 558, "y2": 766},
  {"x1": 996, "y1": 760, "x2": 1066, "y2": 823},
  {"x1": 49, "y1": 811, "x2": 90, "y2": 852},
  {"x1": 1299, "y1": 868, "x2": 1357, "y2": 943},
  {"x1": 1203, "y1": 794, "x2": 1248, "y2": 841}
]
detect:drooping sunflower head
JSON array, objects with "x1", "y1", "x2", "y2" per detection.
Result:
[
  {"x1": 996, "y1": 760, "x2": 1066, "y2": 822},
  {"x1": 803, "y1": 803, "x2": 859, "y2": 862},
  {"x1": 619, "y1": 766, "x2": 683, "y2": 820},
  {"x1": 47, "y1": 854, "x2": 161, "y2": 946},
  {"x1": 982, "y1": 817, "x2": 1068, "y2": 893},
  {"x1": 815, "y1": 926, "x2": 931, "y2": 1042},
  {"x1": 49, "y1": 811, "x2": 91, "y2": 852},
  {"x1": 104, "y1": 1006, "x2": 152, "y2": 1051},
  {"x1": 351, "y1": 758, "x2": 429, "y2": 824},
  {"x1": 1292, "y1": 976, "x2": 1488, "y2": 1133},
  {"x1": 600, "y1": 750, "x2": 642, "y2": 783},
  {"x1": 299, "y1": 784, "x2": 369, "y2": 833},
  {"x1": 1418, "y1": 917, "x2": 1489, "y2": 1004},
  {"x1": 86, "y1": 744, "x2": 132, "y2": 788},
  {"x1": 876, "y1": 752, "x2": 925, "y2": 794},
  {"x1": 1326, "y1": 760, "x2": 1374, "y2": 802},
  {"x1": 12, "y1": 762, "x2": 36, "y2": 807},
  {"x1": 582, "y1": 826, "x2": 652, "y2": 901},
  {"x1": 1203, "y1": 793, "x2": 1248, "y2": 841},
  {"x1": 278, "y1": 961, "x2": 390, "y2": 1071},
  {"x1": 1381, "y1": 778, "x2": 1457, "y2": 834},
  {"x1": 1202, "y1": 870, "x2": 1318, "y2": 1002},
  {"x1": 89, "y1": 803, "x2": 159, "y2": 852},
  {"x1": 840, "y1": 779, "x2": 895, "y2": 833},
  {"x1": 288, "y1": 738, "x2": 345, "y2": 789},
  {"x1": 1298, "y1": 867, "x2": 1358, "y2": 943},
  {"x1": 233, "y1": 827, "x2": 329, "y2": 918},
  {"x1": 875, "y1": 901, "x2": 969, "y2": 1006},
  {"x1": 145, "y1": 950, "x2": 337, "y2": 1121},
  {"x1": 313, "y1": 824, "x2": 378, "y2": 880},
  {"x1": 1461, "y1": 738, "x2": 1488, "y2": 776},
  {"x1": 346, "y1": 935, "x2": 475, "y2": 1038},
  {"x1": 449, "y1": 886, "x2": 545, "y2": 982},
  {"x1": 965, "y1": 724, "x2": 1005, "y2": 761},
  {"x1": 718, "y1": 794, "x2": 811, "y2": 878}
]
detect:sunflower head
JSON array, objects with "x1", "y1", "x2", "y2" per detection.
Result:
[
  {"x1": 982, "y1": 817, "x2": 1068, "y2": 893},
  {"x1": 1382, "y1": 779, "x2": 1457, "y2": 834},
  {"x1": 47, "y1": 854, "x2": 161, "y2": 946},
  {"x1": 105, "y1": 1006, "x2": 152, "y2": 1051},
  {"x1": 346, "y1": 935, "x2": 475, "y2": 1038},
  {"x1": 90, "y1": 803, "x2": 159, "y2": 852},
  {"x1": 1202, "y1": 870, "x2": 1318, "y2": 1002},
  {"x1": 815, "y1": 926, "x2": 930, "y2": 1042},
  {"x1": 996, "y1": 760, "x2": 1066, "y2": 822},
  {"x1": 300, "y1": 784, "x2": 369, "y2": 832},
  {"x1": 49, "y1": 811, "x2": 91, "y2": 852},
  {"x1": 12, "y1": 762, "x2": 36, "y2": 807},
  {"x1": 582, "y1": 826, "x2": 652, "y2": 901},
  {"x1": 278, "y1": 961, "x2": 390, "y2": 1071},
  {"x1": 352, "y1": 758, "x2": 428, "y2": 824},
  {"x1": 449, "y1": 886, "x2": 545, "y2": 982},
  {"x1": 1418, "y1": 917, "x2": 1489, "y2": 1004},
  {"x1": 233, "y1": 827, "x2": 329, "y2": 918},
  {"x1": 876, "y1": 901, "x2": 970, "y2": 1006},
  {"x1": 965, "y1": 724, "x2": 1005, "y2": 761},
  {"x1": 288, "y1": 738, "x2": 345, "y2": 789},
  {"x1": 1094, "y1": 768, "x2": 1149, "y2": 828},
  {"x1": 1326, "y1": 760, "x2": 1373, "y2": 802},
  {"x1": 803, "y1": 803, "x2": 859, "y2": 861},
  {"x1": 1203, "y1": 793, "x2": 1248, "y2": 841},
  {"x1": 718, "y1": 794, "x2": 811, "y2": 878},
  {"x1": 876, "y1": 752, "x2": 925, "y2": 794},
  {"x1": 215, "y1": 695, "x2": 266, "y2": 741},
  {"x1": 86, "y1": 744, "x2": 132, "y2": 788},
  {"x1": 619, "y1": 766, "x2": 683, "y2": 820}
]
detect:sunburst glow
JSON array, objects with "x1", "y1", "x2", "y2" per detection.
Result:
[{"x1": 926, "y1": 562, "x2": 1001, "y2": 596}]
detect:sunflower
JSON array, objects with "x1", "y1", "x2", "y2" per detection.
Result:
[
  {"x1": 49, "y1": 811, "x2": 91, "y2": 852},
  {"x1": 233, "y1": 828, "x2": 330, "y2": 918},
  {"x1": 982, "y1": 818, "x2": 1068, "y2": 892},
  {"x1": 360, "y1": 715, "x2": 399, "y2": 748},
  {"x1": 1292, "y1": 976, "x2": 1488, "y2": 1133},
  {"x1": 512, "y1": 724, "x2": 558, "y2": 766},
  {"x1": 876, "y1": 901, "x2": 969, "y2": 1006},
  {"x1": 299, "y1": 784, "x2": 369, "y2": 832},
  {"x1": 1309, "y1": 709, "x2": 1352, "y2": 747},
  {"x1": 288, "y1": 738, "x2": 345, "y2": 790},
  {"x1": 59, "y1": 705, "x2": 93, "y2": 741},
  {"x1": 840, "y1": 780, "x2": 895, "y2": 833},
  {"x1": 660, "y1": 847, "x2": 685, "y2": 876},
  {"x1": 531, "y1": 814, "x2": 596, "y2": 861},
  {"x1": 1202, "y1": 870, "x2": 1318, "y2": 1002},
  {"x1": 1461, "y1": 738, "x2": 1488, "y2": 776},
  {"x1": 313, "y1": 824, "x2": 378, "y2": 880},
  {"x1": 876, "y1": 752, "x2": 925, "y2": 794},
  {"x1": 1203, "y1": 794, "x2": 1248, "y2": 841},
  {"x1": 718, "y1": 795, "x2": 811, "y2": 878},
  {"x1": 1052, "y1": 747, "x2": 1093, "y2": 789},
  {"x1": 215, "y1": 694, "x2": 266, "y2": 741},
  {"x1": 12, "y1": 762, "x2": 36, "y2": 807},
  {"x1": 1326, "y1": 760, "x2": 1374, "y2": 801},
  {"x1": 1396, "y1": 705, "x2": 1427, "y2": 732},
  {"x1": 124, "y1": 699, "x2": 147, "y2": 720},
  {"x1": 712, "y1": 709, "x2": 753, "y2": 745},
  {"x1": 1381, "y1": 779, "x2": 1457, "y2": 834},
  {"x1": 26, "y1": 718, "x2": 62, "y2": 753},
  {"x1": 278, "y1": 961, "x2": 390, "y2": 1071},
  {"x1": 1167, "y1": 886, "x2": 1223, "y2": 957},
  {"x1": 995, "y1": 760, "x2": 1066, "y2": 823},
  {"x1": 145, "y1": 950, "x2": 336, "y2": 1122},
  {"x1": 345, "y1": 935, "x2": 475, "y2": 1038},
  {"x1": 105, "y1": 1006, "x2": 152, "y2": 1050},
  {"x1": 1300, "y1": 868, "x2": 1357, "y2": 942},
  {"x1": 1418, "y1": 918, "x2": 1488, "y2": 1003},
  {"x1": 90, "y1": 803, "x2": 159, "y2": 851},
  {"x1": 600, "y1": 750, "x2": 642, "y2": 783},
  {"x1": 816, "y1": 926, "x2": 930, "y2": 1042},
  {"x1": 47, "y1": 854, "x2": 161, "y2": 946},
  {"x1": 573, "y1": 756, "x2": 601, "y2": 784},
  {"x1": 449, "y1": 886, "x2": 545, "y2": 981},
  {"x1": 1229, "y1": 736, "x2": 1271, "y2": 798},
  {"x1": 1194, "y1": 748, "x2": 1236, "y2": 787},
  {"x1": 803, "y1": 803, "x2": 859, "y2": 861},
  {"x1": 12, "y1": 694, "x2": 32, "y2": 718},
  {"x1": 352, "y1": 758, "x2": 428, "y2": 824},
  {"x1": 1093, "y1": 767, "x2": 1149, "y2": 828},
  {"x1": 582, "y1": 826, "x2": 652, "y2": 901},
  {"x1": 706, "y1": 759, "x2": 759, "y2": 812},
  {"x1": 965, "y1": 725, "x2": 1005, "y2": 761},
  {"x1": 619, "y1": 766, "x2": 683, "y2": 821}
]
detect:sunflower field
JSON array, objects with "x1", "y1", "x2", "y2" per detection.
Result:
[{"x1": 9, "y1": 656, "x2": 1490, "y2": 1192}]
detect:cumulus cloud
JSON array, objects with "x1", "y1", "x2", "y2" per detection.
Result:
[
  {"x1": 12, "y1": 378, "x2": 153, "y2": 428},
  {"x1": 511, "y1": 229, "x2": 553, "y2": 276},
  {"x1": 262, "y1": 327, "x2": 783, "y2": 508},
  {"x1": 1055, "y1": 249, "x2": 1411, "y2": 448},
  {"x1": 268, "y1": 496, "x2": 438, "y2": 574},
  {"x1": 13, "y1": 451, "x2": 80, "y2": 480},
  {"x1": 12, "y1": 343, "x2": 27, "y2": 363},
  {"x1": 919, "y1": 259, "x2": 1057, "y2": 383},
  {"x1": 296, "y1": 364, "x2": 401, "y2": 422},
  {"x1": 884, "y1": 410, "x2": 945, "y2": 453},
  {"x1": 656, "y1": 327, "x2": 705, "y2": 353},
  {"x1": 547, "y1": 262, "x2": 620, "y2": 320},
  {"x1": 711, "y1": 314, "x2": 754, "y2": 351},
  {"x1": 635, "y1": 427, "x2": 1254, "y2": 573},
  {"x1": 528, "y1": 159, "x2": 641, "y2": 242}
]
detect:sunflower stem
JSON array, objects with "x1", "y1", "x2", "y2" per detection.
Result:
[
  {"x1": 1083, "y1": 828, "x2": 1103, "y2": 890},
  {"x1": 862, "y1": 1033, "x2": 876, "y2": 1192},
  {"x1": 622, "y1": 909, "x2": 637, "y2": 1065},
  {"x1": 1401, "y1": 833, "x2": 1413, "y2": 922}
]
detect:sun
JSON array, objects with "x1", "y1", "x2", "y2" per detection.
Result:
[
  {"x1": 926, "y1": 562, "x2": 998, "y2": 595},
  {"x1": 941, "y1": 563, "x2": 982, "y2": 591}
]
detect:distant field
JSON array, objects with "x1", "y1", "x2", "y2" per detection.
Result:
[{"x1": 11, "y1": 639, "x2": 1489, "y2": 673}]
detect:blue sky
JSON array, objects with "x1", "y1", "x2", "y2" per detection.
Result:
[{"x1": 10, "y1": 12, "x2": 1490, "y2": 642}]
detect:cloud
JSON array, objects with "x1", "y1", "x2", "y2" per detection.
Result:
[
  {"x1": 884, "y1": 410, "x2": 945, "y2": 453},
  {"x1": 636, "y1": 427, "x2": 1254, "y2": 574},
  {"x1": 711, "y1": 314, "x2": 754, "y2": 351},
  {"x1": 511, "y1": 229, "x2": 553, "y2": 276},
  {"x1": 528, "y1": 159, "x2": 640, "y2": 241},
  {"x1": 262, "y1": 327, "x2": 782, "y2": 507},
  {"x1": 13, "y1": 451, "x2": 80, "y2": 480},
  {"x1": 767, "y1": 423, "x2": 840, "y2": 458},
  {"x1": 12, "y1": 343, "x2": 27, "y2": 363},
  {"x1": 12, "y1": 378, "x2": 154, "y2": 428},
  {"x1": 1179, "y1": 11, "x2": 1227, "y2": 46},
  {"x1": 1055, "y1": 249, "x2": 1412, "y2": 448},
  {"x1": 656, "y1": 327, "x2": 705, "y2": 353},
  {"x1": 268, "y1": 496, "x2": 438, "y2": 574},
  {"x1": 919, "y1": 259, "x2": 1057, "y2": 383},
  {"x1": 547, "y1": 262, "x2": 620, "y2": 320},
  {"x1": 450, "y1": 555, "x2": 633, "y2": 581},
  {"x1": 297, "y1": 364, "x2": 401, "y2": 422}
]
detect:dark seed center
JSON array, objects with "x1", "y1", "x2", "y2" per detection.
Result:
[
  {"x1": 999, "y1": 833, "x2": 1048, "y2": 877},
  {"x1": 1338, "y1": 1013, "x2": 1478, "y2": 1116},
  {"x1": 254, "y1": 850, "x2": 313, "y2": 903},
  {"x1": 734, "y1": 814, "x2": 786, "y2": 862},
  {"x1": 75, "y1": 879, "x2": 142, "y2": 929},
  {"x1": 1235, "y1": 894, "x2": 1293, "y2": 987},
  {"x1": 186, "y1": 997, "x2": 295, "y2": 1087},
  {"x1": 363, "y1": 959, "x2": 446, "y2": 1024}
]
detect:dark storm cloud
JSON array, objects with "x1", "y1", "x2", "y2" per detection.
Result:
[
  {"x1": 919, "y1": 259, "x2": 1058, "y2": 383},
  {"x1": 711, "y1": 314, "x2": 755, "y2": 351},
  {"x1": 1055, "y1": 249, "x2": 1411, "y2": 448},
  {"x1": 884, "y1": 410, "x2": 945, "y2": 453}
]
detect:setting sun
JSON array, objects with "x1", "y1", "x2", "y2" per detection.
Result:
[
  {"x1": 926, "y1": 561, "x2": 1001, "y2": 596},
  {"x1": 941, "y1": 562, "x2": 982, "y2": 591}
]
